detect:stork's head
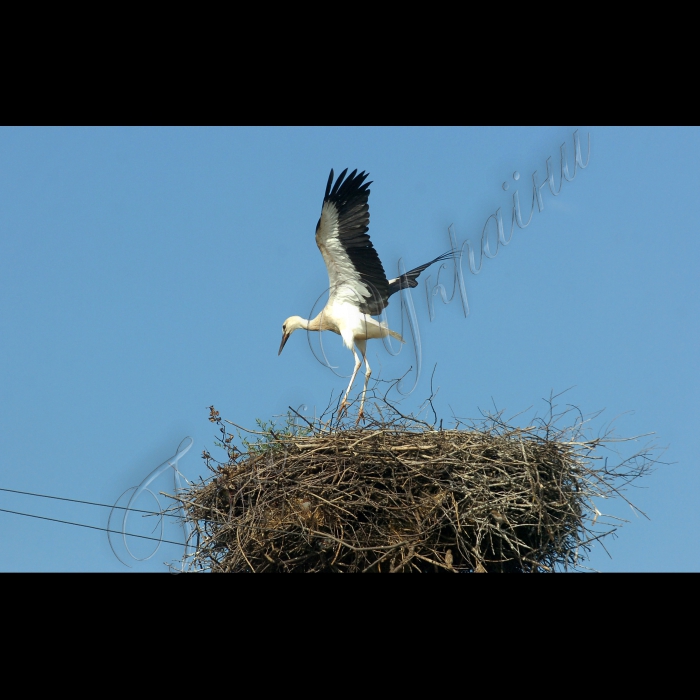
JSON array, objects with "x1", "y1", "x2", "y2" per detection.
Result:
[{"x1": 278, "y1": 316, "x2": 306, "y2": 355}]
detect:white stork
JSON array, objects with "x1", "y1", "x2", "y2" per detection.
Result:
[{"x1": 278, "y1": 168, "x2": 452, "y2": 421}]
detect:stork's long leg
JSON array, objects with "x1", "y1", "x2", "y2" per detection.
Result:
[
  {"x1": 356, "y1": 340, "x2": 370, "y2": 423},
  {"x1": 339, "y1": 344, "x2": 364, "y2": 417}
]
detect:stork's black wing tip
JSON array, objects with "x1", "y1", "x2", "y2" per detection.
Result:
[
  {"x1": 325, "y1": 169, "x2": 335, "y2": 198},
  {"x1": 324, "y1": 168, "x2": 371, "y2": 204}
]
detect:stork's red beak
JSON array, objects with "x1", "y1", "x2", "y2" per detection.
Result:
[{"x1": 278, "y1": 332, "x2": 290, "y2": 355}]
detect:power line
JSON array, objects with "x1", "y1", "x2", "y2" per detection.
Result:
[
  {"x1": 0, "y1": 506, "x2": 192, "y2": 548},
  {"x1": 0, "y1": 486, "x2": 182, "y2": 518}
]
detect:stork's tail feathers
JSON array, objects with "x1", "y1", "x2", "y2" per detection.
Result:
[{"x1": 376, "y1": 319, "x2": 405, "y2": 343}]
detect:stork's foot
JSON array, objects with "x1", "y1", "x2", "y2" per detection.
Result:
[
  {"x1": 338, "y1": 398, "x2": 349, "y2": 418},
  {"x1": 355, "y1": 405, "x2": 365, "y2": 425}
]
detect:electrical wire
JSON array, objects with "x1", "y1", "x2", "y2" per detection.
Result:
[
  {"x1": 0, "y1": 506, "x2": 192, "y2": 548},
  {"x1": 0, "y1": 485, "x2": 195, "y2": 549},
  {"x1": 0, "y1": 486, "x2": 182, "y2": 518}
]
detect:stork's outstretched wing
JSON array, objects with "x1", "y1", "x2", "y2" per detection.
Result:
[
  {"x1": 315, "y1": 168, "x2": 390, "y2": 316},
  {"x1": 387, "y1": 251, "x2": 456, "y2": 296}
]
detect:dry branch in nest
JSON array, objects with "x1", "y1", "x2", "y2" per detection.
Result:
[{"x1": 175, "y1": 393, "x2": 658, "y2": 573}]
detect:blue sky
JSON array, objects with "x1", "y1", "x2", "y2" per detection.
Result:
[{"x1": 1, "y1": 126, "x2": 697, "y2": 571}]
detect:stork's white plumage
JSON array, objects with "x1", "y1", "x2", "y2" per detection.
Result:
[{"x1": 278, "y1": 168, "x2": 452, "y2": 421}]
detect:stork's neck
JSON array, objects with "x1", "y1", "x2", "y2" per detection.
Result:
[{"x1": 308, "y1": 312, "x2": 338, "y2": 333}]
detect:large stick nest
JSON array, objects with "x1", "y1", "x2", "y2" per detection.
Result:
[{"x1": 176, "y1": 395, "x2": 657, "y2": 573}]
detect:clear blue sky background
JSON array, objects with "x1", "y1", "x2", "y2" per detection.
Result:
[{"x1": 1, "y1": 127, "x2": 697, "y2": 571}]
